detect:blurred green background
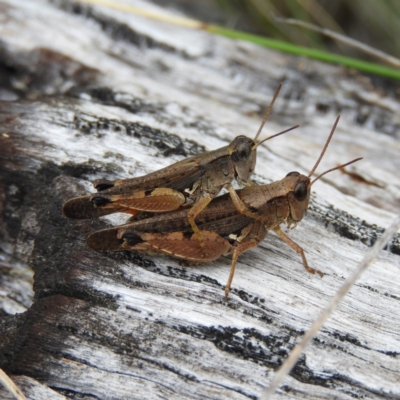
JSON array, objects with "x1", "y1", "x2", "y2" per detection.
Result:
[{"x1": 153, "y1": 0, "x2": 400, "y2": 64}]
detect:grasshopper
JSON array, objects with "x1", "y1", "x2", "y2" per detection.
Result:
[
  {"x1": 63, "y1": 83, "x2": 297, "y2": 245},
  {"x1": 85, "y1": 116, "x2": 362, "y2": 299}
]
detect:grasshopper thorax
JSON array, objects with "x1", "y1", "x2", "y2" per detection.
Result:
[{"x1": 229, "y1": 135, "x2": 257, "y2": 185}]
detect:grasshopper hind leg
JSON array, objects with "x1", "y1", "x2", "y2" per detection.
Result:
[
  {"x1": 224, "y1": 221, "x2": 267, "y2": 300},
  {"x1": 88, "y1": 228, "x2": 231, "y2": 263},
  {"x1": 224, "y1": 239, "x2": 261, "y2": 300},
  {"x1": 127, "y1": 230, "x2": 231, "y2": 262}
]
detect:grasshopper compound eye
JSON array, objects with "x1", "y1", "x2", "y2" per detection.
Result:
[
  {"x1": 294, "y1": 182, "x2": 308, "y2": 202},
  {"x1": 236, "y1": 140, "x2": 252, "y2": 160}
]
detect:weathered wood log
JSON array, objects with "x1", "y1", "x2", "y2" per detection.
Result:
[{"x1": 1, "y1": 1, "x2": 399, "y2": 399}]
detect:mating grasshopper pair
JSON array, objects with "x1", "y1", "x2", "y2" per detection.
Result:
[
  {"x1": 63, "y1": 86, "x2": 361, "y2": 300},
  {"x1": 63, "y1": 83, "x2": 290, "y2": 244}
]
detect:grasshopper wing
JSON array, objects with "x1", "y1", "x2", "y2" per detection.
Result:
[
  {"x1": 63, "y1": 188, "x2": 187, "y2": 219},
  {"x1": 87, "y1": 226, "x2": 231, "y2": 263},
  {"x1": 63, "y1": 159, "x2": 202, "y2": 219}
]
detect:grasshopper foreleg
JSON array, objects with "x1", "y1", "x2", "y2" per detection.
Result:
[
  {"x1": 227, "y1": 185, "x2": 264, "y2": 222},
  {"x1": 273, "y1": 226, "x2": 324, "y2": 277}
]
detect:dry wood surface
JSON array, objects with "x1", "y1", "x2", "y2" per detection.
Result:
[{"x1": 0, "y1": 1, "x2": 400, "y2": 399}]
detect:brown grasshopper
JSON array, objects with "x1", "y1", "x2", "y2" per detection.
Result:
[
  {"x1": 85, "y1": 116, "x2": 362, "y2": 299},
  {"x1": 63, "y1": 83, "x2": 297, "y2": 245}
]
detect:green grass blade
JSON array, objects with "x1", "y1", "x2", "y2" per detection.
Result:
[{"x1": 210, "y1": 25, "x2": 400, "y2": 80}]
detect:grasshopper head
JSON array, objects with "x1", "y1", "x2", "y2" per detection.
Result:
[
  {"x1": 229, "y1": 135, "x2": 257, "y2": 185},
  {"x1": 283, "y1": 160, "x2": 364, "y2": 226},
  {"x1": 279, "y1": 116, "x2": 362, "y2": 228},
  {"x1": 283, "y1": 171, "x2": 311, "y2": 224}
]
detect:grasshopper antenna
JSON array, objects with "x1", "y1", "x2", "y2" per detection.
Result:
[
  {"x1": 255, "y1": 124, "x2": 299, "y2": 148},
  {"x1": 311, "y1": 157, "x2": 363, "y2": 185},
  {"x1": 308, "y1": 115, "x2": 341, "y2": 178},
  {"x1": 253, "y1": 82, "x2": 283, "y2": 144}
]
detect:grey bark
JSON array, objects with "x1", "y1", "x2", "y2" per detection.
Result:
[{"x1": 0, "y1": 1, "x2": 399, "y2": 399}]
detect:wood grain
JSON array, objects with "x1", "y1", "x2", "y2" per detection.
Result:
[{"x1": 0, "y1": 1, "x2": 399, "y2": 399}]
